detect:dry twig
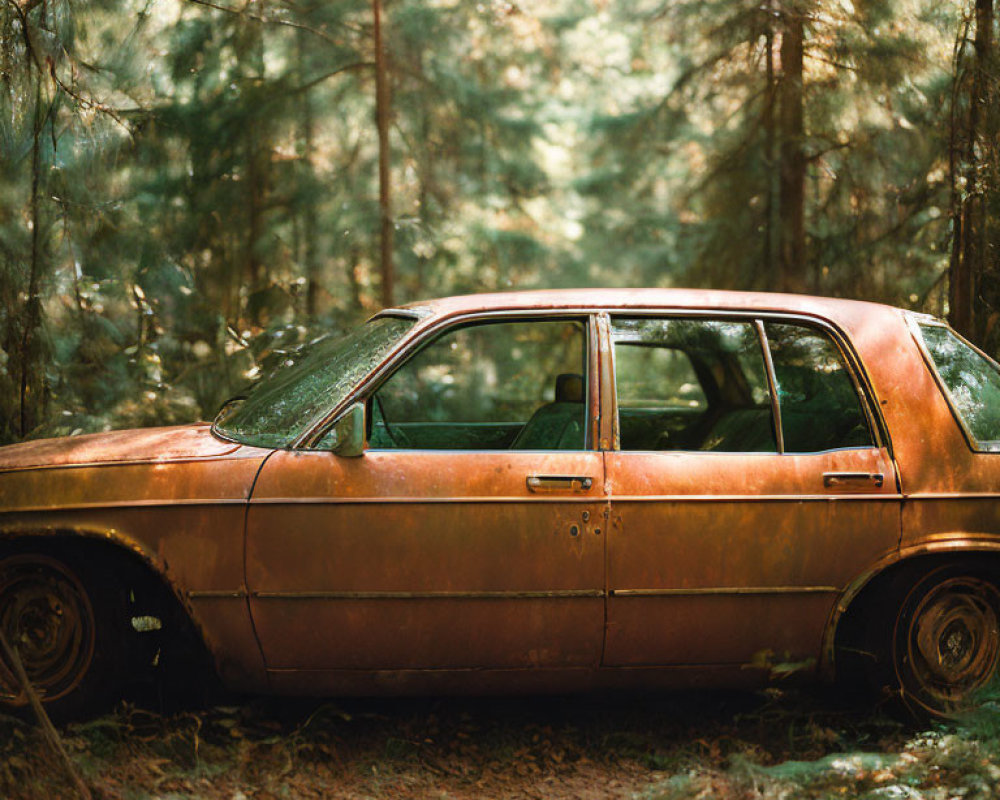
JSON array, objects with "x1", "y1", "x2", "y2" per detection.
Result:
[{"x1": 0, "y1": 628, "x2": 92, "y2": 800}]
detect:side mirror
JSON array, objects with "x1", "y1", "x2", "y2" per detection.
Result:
[{"x1": 327, "y1": 401, "x2": 366, "y2": 457}]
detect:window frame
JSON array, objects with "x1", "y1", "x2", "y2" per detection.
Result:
[
  {"x1": 907, "y1": 314, "x2": 1000, "y2": 454},
  {"x1": 323, "y1": 311, "x2": 599, "y2": 453},
  {"x1": 606, "y1": 311, "x2": 888, "y2": 455}
]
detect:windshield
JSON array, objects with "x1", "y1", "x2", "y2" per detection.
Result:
[{"x1": 214, "y1": 315, "x2": 415, "y2": 448}]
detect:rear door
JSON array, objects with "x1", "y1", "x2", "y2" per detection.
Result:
[{"x1": 603, "y1": 314, "x2": 901, "y2": 669}]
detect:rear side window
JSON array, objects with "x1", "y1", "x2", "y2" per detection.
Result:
[
  {"x1": 919, "y1": 324, "x2": 1000, "y2": 451},
  {"x1": 612, "y1": 318, "x2": 776, "y2": 453},
  {"x1": 765, "y1": 322, "x2": 875, "y2": 452},
  {"x1": 614, "y1": 345, "x2": 707, "y2": 412},
  {"x1": 611, "y1": 316, "x2": 876, "y2": 454}
]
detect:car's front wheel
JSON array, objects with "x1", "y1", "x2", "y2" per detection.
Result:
[
  {"x1": 889, "y1": 564, "x2": 1000, "y2": 717},
  {"x1": 0, "y1": 552, "x2": 125, "y2": 720}
]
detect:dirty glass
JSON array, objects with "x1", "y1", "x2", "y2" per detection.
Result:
[
  {"x1": 919, "y1": 324, "x2": 1000, "y2": 450},
  {"x1": 764, "y1": 322, "x2": 873, "y2": 452},
  {"x1": 214, "y1": 316, "x2": 414, "y2": 448},
  {"x1": 612, "y1": 318, "x2": 775, "y2": 452},
  {"x1": 370, "y1": 319, "x2": 587, "y2": 450}
]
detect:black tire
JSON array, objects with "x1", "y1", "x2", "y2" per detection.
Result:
[
  {"x1": 886, "y1": 563, "x2": 1000, "y2": 718},
  {"x1": 0, "y1": 552, "x2": 127, "y2": 721}
]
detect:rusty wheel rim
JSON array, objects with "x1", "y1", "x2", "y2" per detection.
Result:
[
  {"x1": 904, "y1": 576, "x2": 1000, "y2": 710},
  {"x1": 0, "y1": 555, "x2": 96, "y2": 705}
]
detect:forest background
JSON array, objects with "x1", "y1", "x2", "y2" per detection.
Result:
[{"x1": 1, "y1": 0, "x2": 997, "y2": 446}]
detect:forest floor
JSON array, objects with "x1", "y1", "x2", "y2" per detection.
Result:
[{"x1": 3, "y1": 687, "x2": 1000, "y2": 800}]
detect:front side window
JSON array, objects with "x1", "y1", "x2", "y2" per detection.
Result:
[
  {"x1": 765, "y1": 322, "x2": 874, "y2": 452},
  {"x1": 370, "y1": 318, "x2": 588, "y2": 450},
  {"x1": 613, "y1": 318, "x2": 775, "y2": 452},
  {"x1": 919, "y1": 323, "x2": 1000, "y2": 451}
]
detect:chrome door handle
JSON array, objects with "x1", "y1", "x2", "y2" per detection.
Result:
[
  {"x1": 823, "y1": 472, "x2": 884, "y2": 488},
  {"x1": 526, "y1": 475, "x2": 594, "y2": 492}
]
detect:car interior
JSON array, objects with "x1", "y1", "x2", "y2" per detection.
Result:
[{"x1": 364, "y1": 316, "x2": 873, "y2": 454}]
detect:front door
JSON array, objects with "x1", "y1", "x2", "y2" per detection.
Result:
[
  {"x1": 246, "y1": 315, "x2": 607, "y2": 673},
  {"x1": 603, "y1": 315, "x2": 900, "y2": 669}
]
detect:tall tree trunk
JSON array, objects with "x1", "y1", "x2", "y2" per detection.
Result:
[
  {"x1": 983, "y1": 0, "x2": 1000, "y2": 346},
  {"x1": 415, "y1": 105, "x2": 431, "y2": 297},
  {"x1": 246, "y1": 120, "x2": 266, "y2": 299},
  {"x1": 296, "y1": 28, "x2": 321, "y2": 318},
  {"x1": 19, "y1": 79, "x2": 44, "y2": 438},
  {"x1": 949, "y1": 0, "x2": 994, "y2": 342},
  {"x1": 777, "y1": 6, "x2": 806, "y2": 293},
  {"x1": 244, "y1": 4, "x2": 270, "y2": 326},
  {"x1": 373, "y1": 0, "x2": 395, "y2": 308},
  {"x1": 763, "y1": 0, "x2": 780, "y2": 287}
]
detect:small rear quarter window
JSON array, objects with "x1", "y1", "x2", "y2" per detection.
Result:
[{"x1": 918, "y1": 324, "x2": 1000, "y2": 451}]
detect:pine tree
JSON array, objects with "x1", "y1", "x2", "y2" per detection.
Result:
[{"x1": 949, "y1": 0, "x2": 1000, "y2": 347}]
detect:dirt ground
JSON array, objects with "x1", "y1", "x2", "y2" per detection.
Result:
[{"x1": 2, "y1": 687, "x2": 1000, "y2": 800}]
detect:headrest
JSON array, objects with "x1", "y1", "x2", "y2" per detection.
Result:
[{"x1": 555, "y1": 373, "x2": 585, "y2": 403}]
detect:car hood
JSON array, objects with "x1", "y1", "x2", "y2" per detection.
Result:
[{"x1": 0, "y1": 423, "x2": 244, "y2": 472}]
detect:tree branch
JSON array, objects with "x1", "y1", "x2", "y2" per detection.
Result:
[
  {"x1": 0, "y1": 628, "x2": 92, "y2": 800},
  {"x1": 2, "y1": 0, "x2": 43, "y2": 72},
  {"x1": 292, "y1": 61, "x2": 373, "y2": 96},
  {"x1": 804, "y1": 52, "x2": 859, "y2": 73},
  {"x1": 46, "y1": 60, "x2": 133, "y2": 136},
  {"x1": 182, "y1": 0, "x2": 353, "y2": 47}
]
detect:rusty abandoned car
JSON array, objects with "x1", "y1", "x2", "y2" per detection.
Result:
[{"x1": 3, "y1": 288, "x2": 1000, "y2": 719}]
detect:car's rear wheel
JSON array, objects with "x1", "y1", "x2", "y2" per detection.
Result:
[
  {"x1": 889, "y1": 564, "x2": 1000, "y2": 718},
  {"x1": 0, "y1": 552, "x2": 125, "y2": 720}
]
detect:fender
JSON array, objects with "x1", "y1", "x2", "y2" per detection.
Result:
[
  {"x1": 820, "y1": 533, "x2": 1000, "y2": 679},
  {"x1": 0, "y1": 521, "x2": 219, "y2": 671}
]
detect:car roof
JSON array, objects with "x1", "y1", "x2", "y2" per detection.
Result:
[{"x1": 389, "y1": 288, "x2": 910, "y2": 326}]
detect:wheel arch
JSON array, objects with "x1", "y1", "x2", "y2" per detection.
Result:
[
  {"x1": 822, "y1": 536, "x2": 1000, "y2": 681},
  {"x1": 0, "y1": 523, "x2": 217, "y2": 675}
]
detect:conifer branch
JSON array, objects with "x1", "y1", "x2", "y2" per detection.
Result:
[
  {"x1": 804, "y1": 52, "x2": 858, "y2": 72},
  {"x1": 3, "y1": 0, "x2": 42, "y2": 72},
  {"x1": 292, "y1": 61, "x2": 374, "y2": 96},
  {"x1": 182, "y1": 0, "x2": 354, "y2": 46},
  {"x1": 46, "y1": 61, "x2": 134, "y2": 136}
]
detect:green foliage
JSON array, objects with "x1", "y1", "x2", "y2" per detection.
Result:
[{"x1": 0, "y1": 0, "x2": 988, "y2": 443}]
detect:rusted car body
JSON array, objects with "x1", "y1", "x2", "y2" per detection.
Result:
[{"x1": 2, "y1": 288, "x2": 1000, "y2": 718}]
